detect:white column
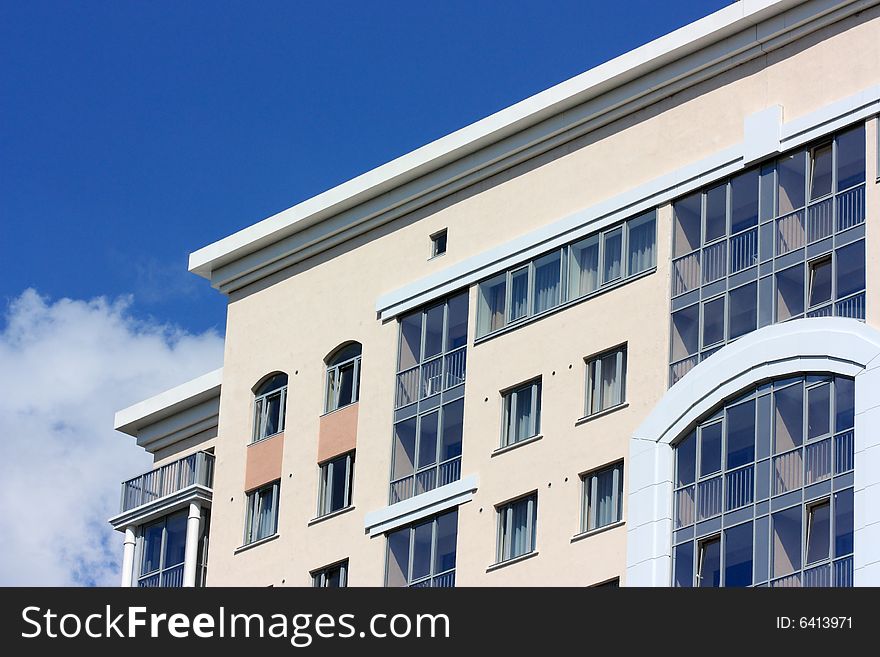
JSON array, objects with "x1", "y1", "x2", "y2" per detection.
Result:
[
  {"x1": 120, "y1": 526, "x2": 136, "y2": 587},
  {"x1": 182, "y1": 501, "x2": 202, "y2": 587}
]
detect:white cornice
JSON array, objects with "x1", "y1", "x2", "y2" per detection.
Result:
[{"x1": 189, "y1": 0, "x2": 874, "y2": 294}]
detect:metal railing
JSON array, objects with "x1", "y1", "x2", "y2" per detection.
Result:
[
  {"x1": 773, "y1": 448, "x2": 803, "y2": 495},
  {"x1": 805, "y1": 438, "x2": 832, "y2": 485},
  {"x1": 389, "y1": 456, "x2": 461, "y2": 504},
  {"x1": 835, "y1": 293, "x2": 865, "y2": 320},
  {"x1": 702, "y1": 241, "x2": 726, "y2": 284},
  {"x1": 807, "y1": 197, "x2": 834, "y2": 243},
  {"x1": 409, "y1": 569, "x2": 455, "y2": 588},
  {"x1": 776, "y1": 210, "x2": 805, "y2": 255},
  {"x1": 395, "y1": 346, "x2": 467, "y2": 409},
  {"x1": 675, "y1": 486, "x2": 696, "y2": 528},
  {"x1": 729, "y1": 228, "x2": 758, "y2": 274},
  {"x1": 120, "y1": 451, "x2": 214, "y2": 513},
  {"x1": 670, "y1": 356, "x2": 698, "y2": 386},
  {"x1": 725, "y1": 465, "x2": 753, "y2": 511},
  {"x1": 835, "y1": 430, "x2": 854, "y2": 474},
  {"x1": 137, "y1": 563, "x2": 184, "y2": 588},
  {"x1": 836, "y1": 185, "x2": 865, "y2": 232},
  {"x1": 697, "y1": 476, "x2": 722, "y2": 521},
  {"x1": 672, "y1": 251, "x2": 700, "y2": 297}
]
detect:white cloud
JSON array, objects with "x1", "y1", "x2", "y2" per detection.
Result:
[{"x1": 0, "y1": 289, "x2": 224, "y2": 586}]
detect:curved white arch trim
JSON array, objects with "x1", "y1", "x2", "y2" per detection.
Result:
[{"x1": 626, "y1": 318, "x2": 880, "y2": 586}]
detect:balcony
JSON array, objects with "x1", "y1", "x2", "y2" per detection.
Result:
[
  {"x1": 408, "y1": 569, "x2": 455, "y2": 588},
  {"x1": 120, "y1": 451, "x2": 214, "y2": 514},
  {"x1": 389, "y1": 456, "x2": 461, "y2": 504}
]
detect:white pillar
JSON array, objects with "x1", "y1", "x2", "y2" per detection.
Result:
[
  {"x1": 120, "y1": 526, "x2": 136, "y2": 587},
  {"x1": 182, "y1": 501, "x2": 202, "y2": 587}
]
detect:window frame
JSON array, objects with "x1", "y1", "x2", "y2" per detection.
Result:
[
  {"x1": 317, "y1": 451, "x2": 355, "y2": 517},
  {"x1": 243, "y1": 480, "x2": 280, "y2": 545},
  {"x1": 324, "y1": 352, "x2": 361, "y2": 414},
  {"x1": 384, "y1": 510, "x2": 458, "y2": 587},
  {"x1": 581, "y1": 461, "x2": 624, "y2": 532},
  {"x1": 252, "y1": 376, "x2": 287, "y2": 444},
  {"x1": 585, "y1": 345, "x2": 627, "y2": 416},
  {"x1": 430, "y1": 229, "x2": 448, "y2": 258},
  {"x1": 500, "y1": 378, "x2": 542, "y2": 447},
  {"x1": 311, "y1": 559, "x2": 349, "y2": 588},
  {"x1": 496, "y1": 492, "x2": 538, "y2": 563}
]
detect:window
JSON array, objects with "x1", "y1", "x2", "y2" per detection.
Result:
[
  {"x1": 252, "y1": 373, "x2": 287, "y2": 443},
  {"x1": 582, "y1": 462, "x2": 623, "y2": 532},
  {"x1": 808, "y1": 257, "x2": 832, "y2": 308},
  {"x1": 317, "y1": 452, "x2": 354, "y2": 517},
  {"x1": 430, "y1": 229, "x2": 447, "y2": 258},
  {"x1": 312, "y1": 560, "x2": 348, "y2": 588},
  {"x1": 139, "y1": 511, "x2": 188, "y2": 587},
  {"x1": 324, "y1": 343, "x2": 361, "y2": 413},
  {"x1": 697, "y1": 536, "x2": 721, "y2": 587},
  {"x1": 585, "y1": 346, "x2": 626, "y2": 415},
  {"x1": 669, "y1": 126, "x2": 867, "y2": 387},
  {"x1": 244, "y1": 481, "x2": 280, "y2": 545},
  {"x1": 809, "y1": 143, "x2": 833, "y2": 200},
  {"x1": 805, "y1": 500, "x2": 831, "y2": 565},
  {"x1": 501, "y1": 379, "x2": 541, "y2": 447},
  {"x1": 385, "y1": 510, "x2": 457, "y2": 587},
  {"x1": 673, "y1": 375, "x2": 854, "y2": 587},
  {"x1": 497, "y1": 493, "x2": 537, "y2": 562},
  {"x1": 390, "y1": 399, "x2": 463, "y2": 503},
  {"x1": 475, "y1": 211, "x2": 655, "y2": 337}
]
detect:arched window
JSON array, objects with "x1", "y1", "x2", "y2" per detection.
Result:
[
  {"x1": 252, "y1": 373, "x2": 288, "y2": 443},
  {"x1": 672, "y1": 374, "x2": 854, "y2": 587},
  {"x1": 324, "y1": 343, "x2": 361, "y2": 413}
]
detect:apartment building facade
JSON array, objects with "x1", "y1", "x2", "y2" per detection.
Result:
[{"x1": 109, "y1": 0, "x2": 880, "y2": 587}]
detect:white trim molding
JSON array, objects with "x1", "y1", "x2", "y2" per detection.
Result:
[
  {"x1": 363, "y1": 475, "x2": 478, "y2": 537},
  {"x1": 108, "y1": 484, "x2": 214, "y2": 532},
  {"x1": 625, "y1": 318, "x2": 880, "y2": 586}
]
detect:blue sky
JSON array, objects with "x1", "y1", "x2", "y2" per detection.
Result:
[{"x1": 0, "y1": 0, "x2": 727, "y2": 334}]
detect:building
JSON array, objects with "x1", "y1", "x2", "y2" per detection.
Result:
[{"x1": 108, "y1": 0, "x2": 880, "y2": 587}]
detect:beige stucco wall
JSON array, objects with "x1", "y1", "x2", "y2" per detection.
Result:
[{"x1": 203, "y1": 8, "x2": 880, "y2": 586}]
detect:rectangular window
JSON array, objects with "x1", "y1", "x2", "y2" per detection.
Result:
[
  {"x1": 778, "y1": 151, "x2": 806, "y2": 215},
  {"x1": 728, "y1": 282, "x2": 757, "y2": 340},
  {"x1": 776, "y1": 263, "x2": 804, "y2": 321},
  {"x1": 835, "y1": 240, "x2": 865, "y2": 299},
  {"x1": 627, "y1": 211, "x2": 656, "y2": 275},
  {"x1": 808, "y1": 257, "x2": 832, "y2": 308},
  {"x1": 702, "y1": 296, "x2": 725, "y2": 348},
  {"x1": 582, "y1": 462, "x2": 623, "y2": 532},
  {"x1": 385, "y1": 510, "x2": 458, "y2": 587},
  {"x1": 568, "y1": 235, "x2": 599, "y2": 298},
  {"x1": 724, "y1": 522, "x2": 753, "y2": 587},
  {"x1": 501, "y1": 379, "x2": 541, "y2": 447},
  {"x1": 244, "y1": 481, "x2": 280, "y2": 545},
  {"x1": 674, "y1": 541, "x2": 695, "y2": 587},
  {"x1": 730, "y1": 169, "x2": 759, "y2": 233},
  {"x1": 809, "y1": 143, "x2": 833, "y2": 200},
  {"x1": 532, "y1": 251, "x2": 562, "y2": 314},
  {"x1": 602, "y1": 227, "x2": 623, "y2": 283},
  {"x1": 477, "y1": 273, "x2": 506, "y2": 336},
  {"x1": 585, "y1": 346, "x2": 626, "y2": 415},
  {"x1": 805, "y1": 500, "x2": 831, "y2": 565},
  {"x1": 430, "y1": 229, "x2": 447, "y2": 257},
  {"x1": 673, "y1": 193, "x2": 701, "y2": 257},
  {"x1": 139, "y1": 511, "x2": 188, "y2": 586},
  {"x1": 697, "y1": 535, "x2": 721, "y2": 587},
  {"x1": 317, "y1": 452, "x2": 354, "y2": 517},
  {"x1": 312, "y1": 560, "x2": 348, "y2": 588},
  {"x1": 671, "y1": 304, "x2": 699, "y2": 362},
  {"x1": 705, "y1": 184, "x2": 727, "y2": 243},
  {"x1": 700, "y1": 422, "x2": 723, "y2": 477},
  {"x1": 836, "y1": 125, "x2": 865, "y2": 190},
  {"x1": 772, "y1": 505, "x2": 802, "y2": 578},
  {"x1": 509, "y1": 266, "x2": 530, "y2": 322},
  {"x1": 497, "y1": 493, "x2": 537, "y2": 562}
]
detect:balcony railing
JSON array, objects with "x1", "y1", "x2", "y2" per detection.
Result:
[
  {"x1": 138, "y1": 563, "x2": 184, "y2": 588},
  {"x1": 395, "y1": 346, "x2": 467, "y2": 409},
  {"x1": 409, "y1": 569, "x2": 455, "y2": 588},
  {"x1": 120, "y1": 451, "x2": 214, "y2": 513},
  {"x1": 389, "y1": 456, "x2": 462, "y2": 504}
]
